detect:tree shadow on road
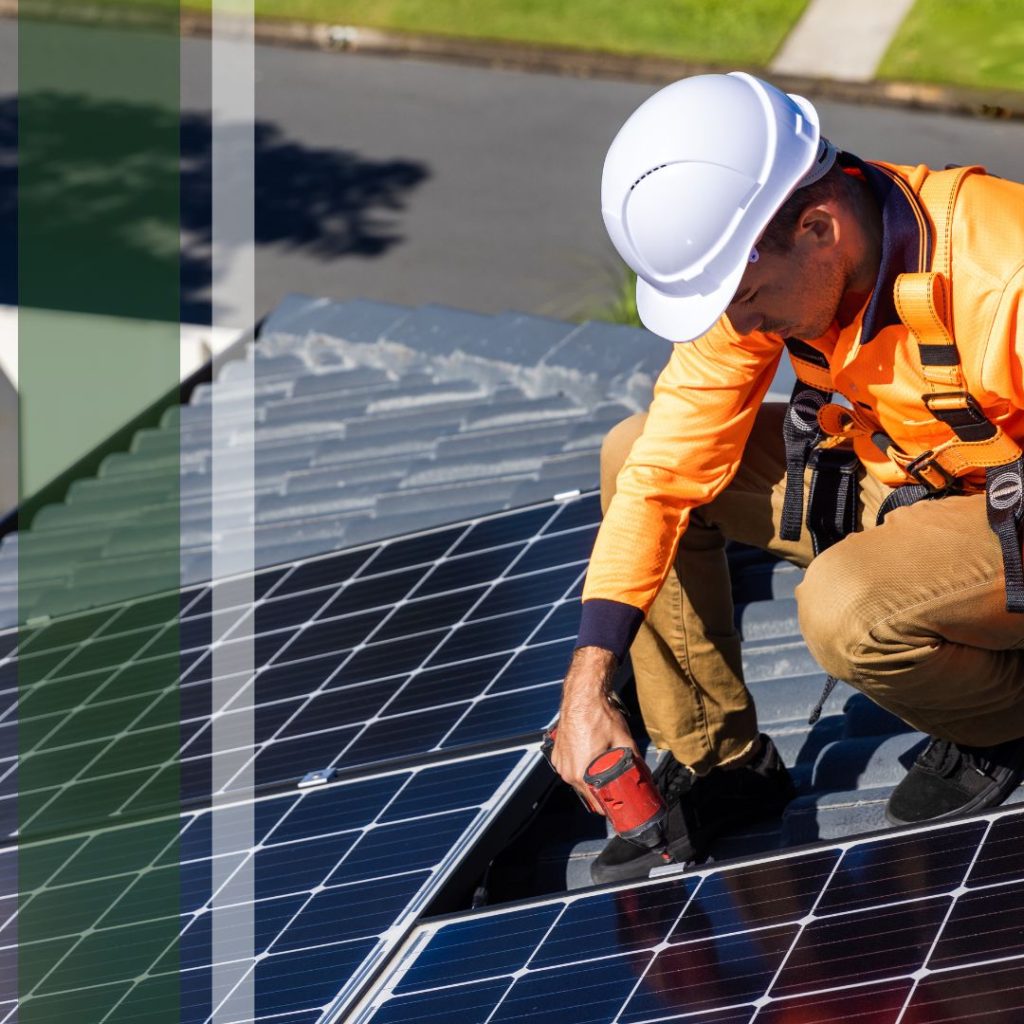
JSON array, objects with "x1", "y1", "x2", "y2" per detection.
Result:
[{"x1": 0, "y1": 94, "x2": 430, "y2": 324}]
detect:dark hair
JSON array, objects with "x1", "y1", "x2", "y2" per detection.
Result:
[{"x1": 757, "y1": 161, "x2": 862, "y2": 253}]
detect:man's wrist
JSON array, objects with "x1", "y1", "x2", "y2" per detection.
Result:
[{"x1": 564, "y1": 645, "x2": 618, "y2": 699}]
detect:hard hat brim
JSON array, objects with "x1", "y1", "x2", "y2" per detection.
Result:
[{"x1": 635, "y1": 260, "x2": 747, "y2": 343}]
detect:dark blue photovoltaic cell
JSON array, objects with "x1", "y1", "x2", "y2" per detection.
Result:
[
  {"x1": 331, "y1": 810, "x2": 477, "y2": 887},
  {"x1": 245, "y1": 586, "x2": 341, "y2": 631},
  {"x1": 623, "y1": 925, "x2": 798, "y2": 1022},
  {"x1": 442, "y1": 684, "x2": 562, "y2": 748},
  {"x1": 278, "y1": 680, "x2": 398, "y2": 736},
  {"x1": 370, "y1": 977, "x2": 512, "y2": 1024},
  {"x1": 967, "y1": 813, "x2": 1024, "y2": 886},
  {"x1": 492, "y1": 953, "x2": 650, "y2": 1024},
  {"x1": 342, "y1": 705, "x2": 462, "y2": 766},
  {"x1": 276, "y1": 609, "x2": 387, "y2": 661},
  {"x1": 22, "y1": 607, "x2": 116, "y2": 652},
  {"x1": 256, "y1": 651, "x2": 348, "y2": 700},
  {"x1": 317, "y1": 568, "x2": 423, "y2": 619},
  {"x1": 531, "y1": 878, "x2": 697, "y2": 969},
  {"x1": 453, "y1": 505, "x2": 555, "y2": 555},
  {"x1": 270, "y1": 548, "x2": 370, "y2": 597},
  {"x1": 416, "y1": 547, "x2": 522, "y2": 597},
  {"x1": 256, "y1": 832, "x2": 359, "y2": 899},
  {"x1": 816, "y1": 822, "x2": 984, "y2": 915},
  {"x1": 267, "y1": 774, "x2": 399, "y2": 844},
  {"x1": 255, "y1": 940, "x2": 379, "y2": 1018},
  {"x1": 383, "y1": 656, "x2": 507, "y2": 716},
  {"x1": 374, "y1": 588, "x2": 486, "y2": 642},
  {"x1": 51, "y1": 819, "x2": 177, "y2": 885},
  {"x1": 394, "y1": 905, "x2": 562, "y2": 994},
  {"x1": 543, "y1": 493, "x2": 601, "y2": 532},
  {"x1": 928, "y1": 881, "x2": 1024, "y2": 969},
  {"x1": 490, "y1": 642, "x2": 570, "y2": 694},
  {"x1": 756, "y1": 982, "x2": 911, "y2": 1023},
  {"x1": 425, "y1": 609, "x2": 549, "y2": 666},
  {"x1": 248, "y1": 726, "x2": 363, "y2": 789},
  {"x1": 670, "y1": 850, "x2": 838, "y2": 943},
  {"x1": 529, "y1": 602, "x2": 580, "y2": 645},
  {"x1": 651, "y1": 1010, "x2": 753, "y2": 1024},
  {"x1": 273, "y1": 872, "x2": 430, "y2": 951},
  {"x1": 171, "y1": 894, "x2": 305, "y2": 970},
  {"x1": 333, "y1": 631, "x2": 446, "y2": 687},
  {"x1": 162, "y1": 800, "x2": 294, "y2": 865},
  {"x1": 380, "y1": 750, "x2": 524, "y2": 822},
  {"x1": 364, "y1": 527, "x2": 463, "y2": 577},
  {"x1": 905, "y1": 960, "x2": 1024, "y2": 1022},
  {"x1": 511, "y1": 527, "x2": 597, "y2": 576},
  {"x1": 468, "y1": 566, "x2": 581, "y2": 620},
  {"x1": 773, "y1": 898, "x2": 949, "y2": 994}
]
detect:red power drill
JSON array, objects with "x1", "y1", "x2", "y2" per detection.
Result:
[{"x1": 542, "y1": 726, "x2": 674, "y2": 865}]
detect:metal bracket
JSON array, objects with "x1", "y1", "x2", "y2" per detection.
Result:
[{"x1": 298, "y1": 768, "x2": 337, "y2": 789}]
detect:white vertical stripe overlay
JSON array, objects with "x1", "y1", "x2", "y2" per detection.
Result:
[{"x1": 210, "y1": 1, "x2": 256, "y2": 1021}]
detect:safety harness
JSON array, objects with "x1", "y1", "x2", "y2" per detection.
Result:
[{"x1": 777, "y1": 166, "x2": 1024, "y2": 723}]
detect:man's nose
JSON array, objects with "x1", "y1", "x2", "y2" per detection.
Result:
[{"x1": 726, "y1": 303, "x2": 763, "y2": 336}]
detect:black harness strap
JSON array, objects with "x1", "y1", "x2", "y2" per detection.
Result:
[
  {"x1": 875, "y1": 482, "x2": 932, "y2": 525},
  {"x1": 986, "y1": 459, "x2": 1024, "y2": 613},
  {"x1": 805, "y1": 446, "x2": 860, "y2": 556},
  {"x1": 780, "y1": 338, "x2": 834, "y2": 543}
]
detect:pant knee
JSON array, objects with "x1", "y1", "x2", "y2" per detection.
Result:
[
  {"x1": 600, "y1": 412, "x2": 647, "y2": 513},
  {"x1": 796, "y1": 544, "x2": 881, "y2": 683}
]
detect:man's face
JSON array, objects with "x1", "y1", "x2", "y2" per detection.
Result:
[{"x1": 724, "y1": 241, "x2": 846, "y2": 342}]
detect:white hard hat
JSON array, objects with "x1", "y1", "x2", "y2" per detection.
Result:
[{"x1": 601, "y1": 72, "x2": 837, "y2": 342}]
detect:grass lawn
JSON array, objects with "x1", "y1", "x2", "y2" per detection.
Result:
[
  {"x1": 878, "y1": 0, "x2": 1024, "y2": 92},
  {"x1": 93, "y1": 0, "x2": 808, "y2": 68}
]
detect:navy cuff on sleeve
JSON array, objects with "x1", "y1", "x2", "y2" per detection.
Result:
[{"x1": 574, "y1": 599, "x2": 644, "y2": 664}]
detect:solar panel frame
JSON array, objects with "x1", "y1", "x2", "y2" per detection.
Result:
[{"x1": 349, "y1": 805, "x2": 1024, "y2": 1024}]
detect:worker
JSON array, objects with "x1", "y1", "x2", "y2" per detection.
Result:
[{"x1": 550, "y1": 72, "x2": 1024, "y2": 884}]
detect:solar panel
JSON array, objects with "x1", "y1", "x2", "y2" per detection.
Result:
[
  {"x1": 350, "y1": 806, "x2": 1024, "y2": 1024},
  {"x1": 7, "y1": 494, "x2": 600, "y2": 839},
  {"x1": 10, "y1": 744, "x2": 541, "y2": 1024},
  {"x1": 11, "y1": 493, "x2": 604, "y2": 1022}
]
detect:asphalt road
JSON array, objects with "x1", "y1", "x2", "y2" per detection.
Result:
[{"x1": 3, "y1": 20, "x2": 1024, "y2": 327}]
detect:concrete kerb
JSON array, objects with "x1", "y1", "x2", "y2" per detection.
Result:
[{"x1": 5, "y1": 2, "x2": 1024, "y2": 121}]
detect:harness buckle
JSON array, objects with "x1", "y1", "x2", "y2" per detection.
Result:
[
  {"x1": 922, "y1": 390, "x2": 988, "y2": 426},
  {"x1": 904, "y1": 450, "x2": 957, "y2": 491}
]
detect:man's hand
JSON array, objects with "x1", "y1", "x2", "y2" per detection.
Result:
[{"x1": 551, "y1": 646, "x2": 639, "y2": 815}]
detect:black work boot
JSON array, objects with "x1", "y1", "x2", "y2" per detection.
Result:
[
  {"x1": 590, "y1": 734, "x2": 795, "y2": 885},
  {"x1": 885, "y1": 735, "x2": 1024, "y2": 826}
]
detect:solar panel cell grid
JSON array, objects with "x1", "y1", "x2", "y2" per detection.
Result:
[
  {"x1": 354, "y1": 808, "x2": 1024, "y2": 1024},
  {"x1": 5, "y1": 496, "x2": 601, "y2": 837},
  {"x1": 10, "y1": 746, "x2": 538, "y2": 1024}
]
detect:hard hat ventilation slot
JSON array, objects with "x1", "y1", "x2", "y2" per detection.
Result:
[{"x1": 629, "y1": 164, "x2": 669, "y2": 192}]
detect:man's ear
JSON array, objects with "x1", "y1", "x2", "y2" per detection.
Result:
[{"x1": 796, "y1": 203, "x2": 840, "y2": 248}]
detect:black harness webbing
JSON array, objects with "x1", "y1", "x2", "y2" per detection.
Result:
[
  {"x1": 986, "y1": 461, "x2": 1024, "y2": 612},
  {"x1": 806, "y1": 446, "x2": 860, "y2": 557},
  {"x1": 780, "y1": 338, "x2": 834, "y2": 545}
]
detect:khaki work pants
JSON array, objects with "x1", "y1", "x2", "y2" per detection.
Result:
[{"x1": 602, "y1": 402, "x2": 1024, "y2": 775}]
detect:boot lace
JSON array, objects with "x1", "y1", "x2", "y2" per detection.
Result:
[{"x1": 917, "y1": 738, "x2": 971, "y2": 778}]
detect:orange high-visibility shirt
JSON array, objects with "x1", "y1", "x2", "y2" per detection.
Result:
[{"x1": 576, "y1": 158, "x2": 1024, "y2": 660}]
